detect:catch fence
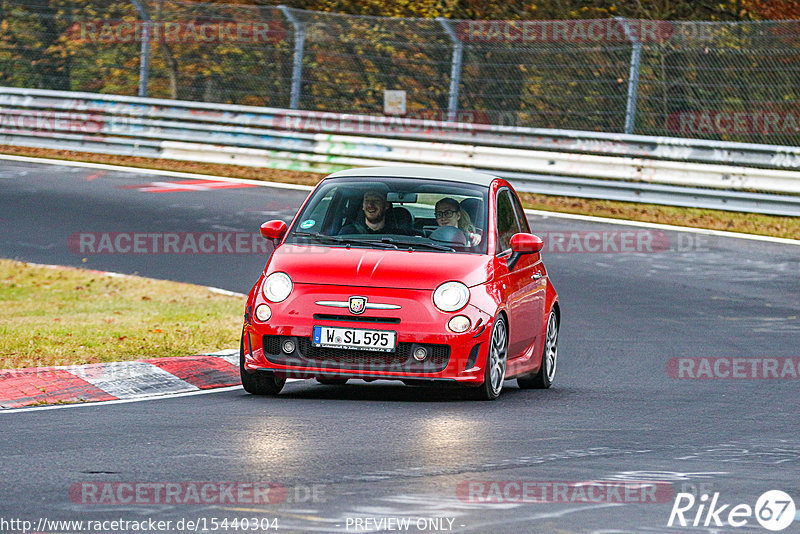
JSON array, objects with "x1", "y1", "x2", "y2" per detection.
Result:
[{"x1": 2, "y1": 1, "x2": 799, "y2": 145}]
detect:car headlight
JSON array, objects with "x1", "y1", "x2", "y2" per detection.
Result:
[
  {"x1": 262, "y1": 272, "x2": 293, "y2": 302},
  {"x1": 447, "y1": 315, "x2": 471, "y2": 333},
  {"x1": 433, "y1": 281, "x2": 470, "y2": 312},
  {"x1": 254, "y1": 304, "x2": 272, "y2": 322}
]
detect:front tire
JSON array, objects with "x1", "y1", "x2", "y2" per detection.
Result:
[
  {"x1": 240, "y1": 332, "x2": 285, "y2": 395},
  {"x1": 518, "y1": 310, "x2": 558, "y2": 389},
  {"x1": 472, "y1": 316, "x2": 507, "y2": 400}
]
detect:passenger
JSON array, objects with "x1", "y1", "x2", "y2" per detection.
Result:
[
  {"x1": 434, "y1": 197, "x2": 481, "y2": 245},
  {"x1": 339, "y1": 189, "x2": 405, "y2": 235}
]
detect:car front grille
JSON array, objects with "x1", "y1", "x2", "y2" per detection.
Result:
[
  {"x1": 263, "y1": 335, "x2": 450, "y2": 373},
  {"x1": 312, "y1": 314, "x2": 400, "y2": 324}
]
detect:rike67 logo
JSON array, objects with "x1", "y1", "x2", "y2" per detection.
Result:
[{"x1": 668, "y1": 490, "x2": 796, "y2": 531}]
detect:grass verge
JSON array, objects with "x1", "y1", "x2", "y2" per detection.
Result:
[
  {"x1": 0, "y1": 259, "x2": 243, "y2": 369},
  {"x1": 516, "y1": 193, "x2": 800, "y2": 239},
  {"x1": 2, "y1": 145, "x2": 799, "y2": 239}
]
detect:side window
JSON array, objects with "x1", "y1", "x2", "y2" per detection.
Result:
[
  {"x1": 496, "y1": 189, "x2": 523, "y2": 254},
  {"x1": 509, "y1": 191, "x2": 531, "y2": 233},
  {"x1": 299, "y1": 196, "x2": 331, "y2": 233}
]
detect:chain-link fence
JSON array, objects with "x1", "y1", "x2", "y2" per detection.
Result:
[{"x1": 2, "y1": 0, "x2": 800, "y2": 146}]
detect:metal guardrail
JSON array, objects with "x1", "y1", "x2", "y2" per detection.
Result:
[{"x1": 2, "y1": 87, "x2": 800, "y2": 216}]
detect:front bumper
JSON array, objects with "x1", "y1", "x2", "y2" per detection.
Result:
[{"x1": 243, "y1": 283, "x2": 494, "y2": 384}]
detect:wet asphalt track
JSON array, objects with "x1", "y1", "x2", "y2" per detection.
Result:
[{"x1": 1, "y1": 158, "x2": 799, "y2": 533}]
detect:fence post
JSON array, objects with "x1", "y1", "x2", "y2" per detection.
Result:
[
  {"x1": 130, "y1": 0, "x2": 151, "y2": 98},
  {"x1": 279, "y1": 5, "x2": 306, "y2": 110},
  {"x1": 615, "y1": 17, "x2": 642, "y2": 135},
  {"x1": 437, "y1": 18, "x2": 463, "y2": 123}
]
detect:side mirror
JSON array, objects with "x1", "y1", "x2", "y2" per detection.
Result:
[
  {"x1": 260, "y1": 220, "x2": 288, "y2": 241},
  {"x1": 507, "y1": 233, "x2": 544, "y2": 270},
  {"x1": 510, "y1": 233, "x2": 544, "y2": 254}
]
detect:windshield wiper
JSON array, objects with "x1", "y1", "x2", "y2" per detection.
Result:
[
  {"x1": 294, "y1": 232, "x2": 397, "y2": 249},
  {"x1": 376, "y1": 237, "x2": 454, "y2": 252},
  {"x1": 294, "y1": 232, "x2": 349, "y2": 244},
  {"x1": 359, "y1": 237, "x2": 399, "y2": 249}
]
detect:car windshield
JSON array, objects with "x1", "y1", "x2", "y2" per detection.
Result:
[{"x1": 285, "y1": 176, "x2": 489, "y2": 254}]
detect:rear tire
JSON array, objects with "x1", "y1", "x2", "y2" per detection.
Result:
[
  {"x1": 240, "y1": 332, "x2": 285, "y2": 395},
  {"x1": 518, "y1": 310, "x2": 558, "y2": 390},
  {"x1": 471, "y1": 316, "x2": 507, "y2": 400}
]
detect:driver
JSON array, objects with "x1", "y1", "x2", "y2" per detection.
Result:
[
  {"x1": 339, "y1": 189, "x2": 405, "y2": 235},
  {"x1": 435, "y1": 197, "x2": 481, "y2": 245}
]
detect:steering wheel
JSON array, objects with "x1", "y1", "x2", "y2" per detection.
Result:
[{"x1": 428, "y1": 226, "x2": 468, "y2": 246}]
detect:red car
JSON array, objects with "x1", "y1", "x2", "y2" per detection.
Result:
[{"x1": 241, "y1": 167, "x2": 559, "y2": 400}]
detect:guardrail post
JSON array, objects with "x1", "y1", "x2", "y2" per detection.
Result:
[
  {"x1": 438, "y1": 18, "x2": 463, "y2": 123},
  {"x1": 279, "y1": 5, "x2": 306, "y2": 110},
  {"x1": 130, "y1": 0, "x2": 151, "y2": 98},
  {"x1": 615, "y1": 17, "x2": 642, "y2": 135}
]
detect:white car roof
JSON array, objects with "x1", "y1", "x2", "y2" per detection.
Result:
[{"x1": 325, "y1": 166, "x2": 499, "y2": 187}]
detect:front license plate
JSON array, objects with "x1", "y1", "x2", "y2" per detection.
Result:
[{"x1": 313, "y1": 326, "x2": 397, "y2": 352}]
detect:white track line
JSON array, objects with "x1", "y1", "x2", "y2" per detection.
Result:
[
  {"x1": 1, "y1": 153, "x2": 798, "y2": 246},
  {"x1": 208, "y1": 286, "x2": 248, "y2": 298},
  {"x1": 21, "y1": 261, "x2": 247, "y2": 297},
  {"x1": 0, "y1": 153, "x2": 314, "y2": 190},
  {"x1": 525, "y1": 208, "x2": 800, "y2": 246}
]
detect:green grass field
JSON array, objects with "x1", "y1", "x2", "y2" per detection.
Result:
[{"x1": 0, "y1": 260, "x2": 243, "y2": 369}]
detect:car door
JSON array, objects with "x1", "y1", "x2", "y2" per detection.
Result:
[{"x1": 495, "y1": 189, "x2": 546, "y2": 360}]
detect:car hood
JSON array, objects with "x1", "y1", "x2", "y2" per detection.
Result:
[{"x1": 268, "y1": 244, "x2": 493, "y2": 290}]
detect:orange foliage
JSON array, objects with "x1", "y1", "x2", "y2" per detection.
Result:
[{"x1": 743, "y1": 0, "x2": 800, "y2": 19}]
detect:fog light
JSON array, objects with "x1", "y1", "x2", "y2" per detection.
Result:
[
  {"x1": 254, "y1": 304, "x2": 272, "y2": 322},
  {"x1": 413, "y1": 347, "x2": 428, "y2": 361},
  {"x1": 448, "y1": 315, "x2": 471, "y2": 333},
  {"x1": 282, "y1": 339, "x2": 296, "y2": 354}
]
